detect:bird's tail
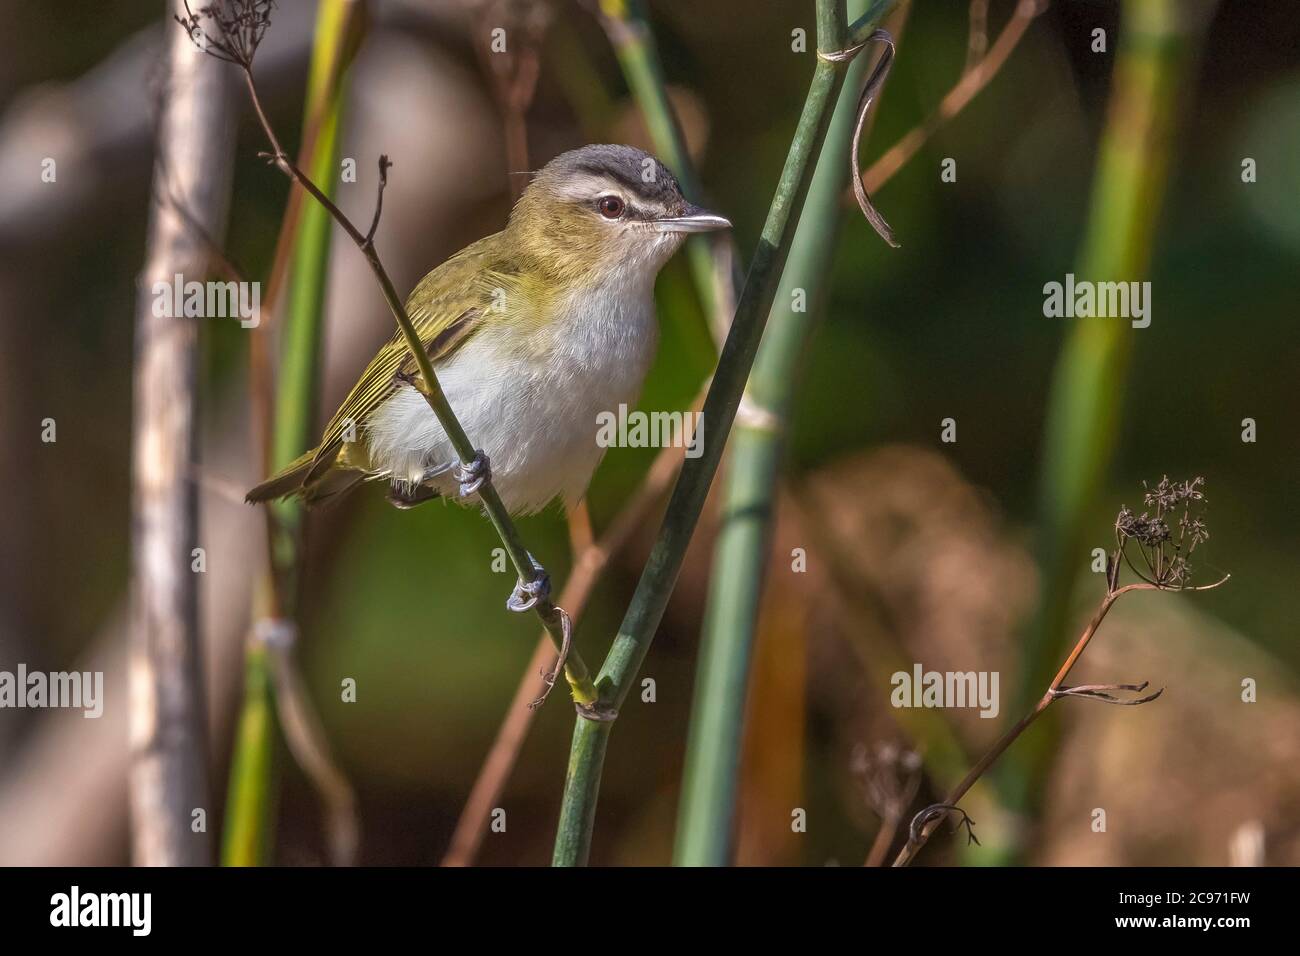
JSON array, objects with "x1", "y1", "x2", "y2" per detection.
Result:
[
  {"x1": 247, "y1": 443, "x2": 367, "y2": 506},
  {"x1": 245, "y1": 450, "x2": 317, "y2": 503}
]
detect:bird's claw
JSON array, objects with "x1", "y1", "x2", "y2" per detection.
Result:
[
  {"x1": 453, "y1": 451, "x2": 490, "y2": 498},
  {"x1": 507, "y1": 552, "x2": 550, "y2": 613}
]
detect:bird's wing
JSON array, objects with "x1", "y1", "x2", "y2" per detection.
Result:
[{"x1": 309, "y1": 233, "x2": 517, "y2": 476}]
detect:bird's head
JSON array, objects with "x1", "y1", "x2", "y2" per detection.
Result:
[{"x1": 506, "y1": 144, "x2": 730, "y2": 286}]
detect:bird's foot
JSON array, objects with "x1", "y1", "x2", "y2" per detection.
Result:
[
  {"x1": 507, "y1": 552, "x2": 551, "y2": 613},
  {"x1": 453, "y1": 450, "x2": 490, "y2": 498}
]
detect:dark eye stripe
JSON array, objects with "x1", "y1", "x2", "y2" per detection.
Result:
[
  {"x1": 571, "y1": 161, "x2": 678, "y2": 207},
  {"x1": 572, "y1": 161, "x2": 646, "y2": 193}
]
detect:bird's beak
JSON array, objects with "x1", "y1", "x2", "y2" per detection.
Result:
[{"x1": 652, "y1": 203, "x2": 732, "y2": 234}]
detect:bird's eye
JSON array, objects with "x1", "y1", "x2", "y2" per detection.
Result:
[{"x1": 597, "y1": 195, "x2": 625, "y2": 219}]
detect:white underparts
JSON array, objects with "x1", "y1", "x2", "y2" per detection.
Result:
[{"x1": 363, "y1": 267, "x2": 662, "y2": 514}]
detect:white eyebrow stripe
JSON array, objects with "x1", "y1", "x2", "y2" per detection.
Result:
[
  {"x1": 552, "y1": 173, "x2": 625, "y2": 202},
  {"x1": 551, "y1": 173, "x2": 671, "y2": 216}
]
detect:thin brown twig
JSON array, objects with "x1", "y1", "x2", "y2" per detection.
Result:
[
  {"x1": 363, "y1": 155, "x2": 391, "y2": 248},
  {"x1": 245, "y1": 83, "x2": 345, "y2": 469},
  {"x1": 247, "y1": 0, "x2": 361, "y2": 477},
  {"x1": 892, "y1": 571, "x2": 1229, "y2": 867},
  {"x1": 196, "y1": 37, "x2": 596, "y2": 698},
  {"x1": 854, "y1": 0, "x2": 1048, "y2": 197},
  {"x1": 464, "y1": 0, "x2": 552, "y2": 200},
  {"x1": 965, "y1": 0, "x2": 991, "y2": 70},
  {"x1": 864, "y1": 813, "x2": 901, "y2": 867},
  {"x1": 891, "y1": 583, "x2": 1146, "y2": 867},
  {"x1": 568, "y1": 500, "x2": 596, "y2": 556}
]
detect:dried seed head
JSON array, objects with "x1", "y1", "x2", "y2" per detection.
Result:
[
  {"x1": 176, "y1": 0, "x2": 275, "y2": 68},
  {"x1": 1115, "y1": 475, "x2": 1212, "y2": 589}
]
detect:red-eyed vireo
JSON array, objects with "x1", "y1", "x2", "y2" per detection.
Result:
[{"x1": 247, "y1": 144, "x2": 730, "y2": 514}]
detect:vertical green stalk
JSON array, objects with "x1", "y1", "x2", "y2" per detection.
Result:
[
  {"x1": 598, "y1": 0, "x2": 724, "y2": 328},
  {"x1": 266, "y1": 38, "x2": 349, "y2": 602},
  {"x1": 672, "y1": 0, "x2": 880, "y2": 867},
  {"x1": 551, "y1": 0, "x2": 896, "y2": 867},
  {"x1": 992, "y1": 0, "x2": 1210, "y2": 859},
  {"x1": 219, "y1": 587, "x2": 279, "y2": 865},
  {"x1": 222, "y1": 0, "x2": 360, "y2": 866}
]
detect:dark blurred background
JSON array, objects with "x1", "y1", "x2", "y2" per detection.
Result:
[{"x1": 0, "y1": 0, "x2": 1296, "y2": 866}]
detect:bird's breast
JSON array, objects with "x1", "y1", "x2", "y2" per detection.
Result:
[
  {"x1": 547, "y1": 275, "x2": 660, "y2": 389},
  {"x1": 367, "y1": 274, "x2": 661, "y2": 513}
]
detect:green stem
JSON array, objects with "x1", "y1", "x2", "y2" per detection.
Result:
[
  {"x1": 597, "y1": 0, "x2": 724, "y2": 331},
  {"x1": 221, "y1": 0, "x2": 359, "y2": 866},
  {"x1": 267, "y1": 16, "x2": 352, "y2": 604},
  {"x1": 551, "y1": 0, "x2": 895, "y2": 867},
  {"x1": 220, "y1": 633, "x2": 279, "y2": 865},
  {"x1": 992, "y1": 0, "x2": 1210, "y2": 861},
  {"x1": 552, "y1": 718, "x2": 613, "y2": 867},
  {"x1": 672, "y1": 0, "x2": 882, "y2": 867}
]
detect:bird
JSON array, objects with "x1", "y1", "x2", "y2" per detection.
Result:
[{"x1": 246, "y1": 144, "x2": 730, "y2": 517}]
